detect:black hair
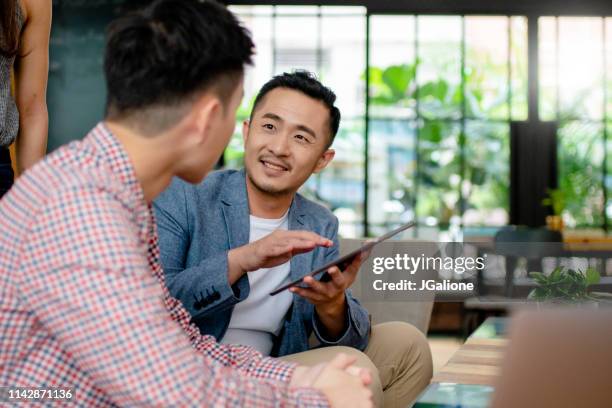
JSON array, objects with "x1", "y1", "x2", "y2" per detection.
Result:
[
  {"x1": 104, "y1": 0, "x2": 254, "y2": 130},
  {"x1": 251, "y1": 71, "x2": 341, "y2": 146},
  {"x1": 0, "y1": 0, "x2": 19, "y2": 57}
]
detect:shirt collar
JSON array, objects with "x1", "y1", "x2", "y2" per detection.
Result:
[
  {"x1": 88, "y1": 121, "x2": 144, "y2": 204},
  {"x1": 87, "y1": 122, "x2": 153, "y2": 241}
]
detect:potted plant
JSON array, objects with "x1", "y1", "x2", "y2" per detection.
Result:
[
  {"x1": 541, "y1": 188, "x2": 565, "y2": 231},
  {"x1": 528, "y1": 266, "x2": 610, "y2": 306}
]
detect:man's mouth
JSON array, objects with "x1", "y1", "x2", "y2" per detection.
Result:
[{"x1": 260, "y1": 159, "x2": 289, "y2": 172}]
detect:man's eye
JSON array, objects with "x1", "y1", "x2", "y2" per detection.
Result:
[
  {"x1": 262, "y1": 124, "x2": 275, "y2": 131},
  {"x1": 295, "y1": 134, "x2": 312, "y2": 144}
]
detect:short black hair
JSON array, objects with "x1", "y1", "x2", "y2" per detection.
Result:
[
  {"x1": 104, "y1": 0, "x2": 253, "y2": 131},
  {"x1": 251, "y1": 71, "x2": 341, "y2": 146}
]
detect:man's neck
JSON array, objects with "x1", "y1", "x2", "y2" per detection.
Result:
[
  {"x1": 245, "y1": 173, "x2": 294, "y2": 219},
  {"x1": 105, "y1": 120, "x2": 177, "y2": 203}
]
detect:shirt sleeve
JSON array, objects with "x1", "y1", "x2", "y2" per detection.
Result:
[
  {"x1": 153, "y1": 181, "x2": 250, "y2": 321},
  {"x1": 18, "y1": 185, "x2": 328, "y2": 407}
]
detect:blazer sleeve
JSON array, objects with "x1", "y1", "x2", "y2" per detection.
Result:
[
  {"x1": 153, "y1": 180, "x2": 250, "y2": 321},
  {"x1": 311, "y1": 216, "x2": 371, "y2": 351}
]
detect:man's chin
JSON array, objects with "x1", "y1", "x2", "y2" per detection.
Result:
[{"x1": 248, "y1": 172, "x2": 293, "y2": 196}]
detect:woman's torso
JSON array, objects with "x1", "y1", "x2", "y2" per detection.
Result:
[{"x1": 0, "y1": 0, "x2": 25, "y2": 147}]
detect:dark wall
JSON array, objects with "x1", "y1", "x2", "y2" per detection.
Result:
[
  {"x1": 47, "y1": 1, "x2": 150, "y2": 152},
  {"x1": 510, "y1": 121, "x2": 558, "y2": 227}
]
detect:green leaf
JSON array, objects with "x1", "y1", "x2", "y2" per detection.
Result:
[
  {"x1": 585, "y1": 268, "x2": 601, "y2": 285},
  {"x1": 529, "y1": 272, "x2": 548, "y2": 285},
  {"x1": 382, "y1": 65, "x2": 415, "y2": 101},
  {"x1": 418, "y1": 80, "x2": 449, "y2": 102},
  {"x1": 528, "y1": 287, "x2": 548, "y2": 300},
  {"x1": 550, "y1": 267, "x2": 563, "y2": 282}
]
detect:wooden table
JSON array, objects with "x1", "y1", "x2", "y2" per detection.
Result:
[
  {"x1": 432, "y1": 317, "x2": 507, "y2": 386},
  {"x1": 431, "y1": 336, "x2": 507, "y2": 386},
  {"x1": 414, "y1": 318, "x2": 508, "y2": 407}
]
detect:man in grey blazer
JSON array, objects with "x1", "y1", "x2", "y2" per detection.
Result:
[{"x1": 154, "y1": 71, "x2": 432, "y2": 407}]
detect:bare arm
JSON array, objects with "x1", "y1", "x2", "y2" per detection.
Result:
[{"x1": 14, "y1": 0, "x2": 51, "y2": 173}]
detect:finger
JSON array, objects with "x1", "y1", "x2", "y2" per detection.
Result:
[
  {"x1": 326, "y1": 266, "x2": 345, "y2": 285},
  {"x1": 270, "y1": 240, "x2": 317, "y2": 257},
  {"x1": 344, "y1": 365, "x2": 371, "y2": 386},
  {"x1": 281, "y1": 230, "x2": 333, "y2": 247},
  {"x1": 303, "y1": 275, "x2": 332, "y2": 294},
  {"x1": 359, "y1": 368, "x2": 372, "y2": 386},
  {"x1": 347, "y1": 253, "x2": 366, "y2": 271},
  {"x1": 343, "y1": 258, "x2": 362, "y2": 280},
  {"x1": 363, "y1": 389, "x2": 374, "y2": 407},
  {"x1": 289, "y1": 286, "x2": 326, "y2": 303},
  {"x1": 281, "y1": 236, "x2": 331, "y2": 254},
  {"x1": 346, "y1": 366, "x2": 372, "y2": 386},
  {"x1": 329, "y1": 353, "x2": 357, "y2": 370}
]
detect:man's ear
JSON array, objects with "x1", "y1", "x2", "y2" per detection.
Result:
[
  {"x1": 192, "y1": 95, "x2": 222, "y2": 146},
  {"x1": 242, "y1": 119, "x2": 250, "y2": 144},
  {"x1": 313, "y1": 148, "x2": 335, "y2": 174}
]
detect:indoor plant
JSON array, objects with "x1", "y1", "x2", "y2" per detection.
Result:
[{"x1": 528, "y1": 266, "x2": 605, "y2": 305}]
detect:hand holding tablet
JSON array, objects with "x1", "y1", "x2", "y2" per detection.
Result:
[{"x1": 270, "y1": 221, "x2": 416, "y2": 296}]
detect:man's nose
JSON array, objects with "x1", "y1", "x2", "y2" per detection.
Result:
[{"x1": 268, "y1": 133, "x2": 290, "y2": 156}]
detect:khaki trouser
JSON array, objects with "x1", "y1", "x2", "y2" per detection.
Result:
[{"x1": 281, "y1": 321, "x2": 433, "y2": 408}]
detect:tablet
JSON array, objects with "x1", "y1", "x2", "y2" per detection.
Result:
[{"x1": 269, "y1": 221, "x2": 416, "y2": 296}]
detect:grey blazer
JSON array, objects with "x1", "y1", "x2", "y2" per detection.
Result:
[{"x1": 153, "y1": 169, "x2": 370, "y2": 357}]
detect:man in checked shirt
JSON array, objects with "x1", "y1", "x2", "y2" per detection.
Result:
[{"x1": 0, "y1": 0, "x2": 373, "y2": 406}]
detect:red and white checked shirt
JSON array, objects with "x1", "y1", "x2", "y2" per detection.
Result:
[{"x1": 0, "y1": 123, "x2": 329, "y2": 407}]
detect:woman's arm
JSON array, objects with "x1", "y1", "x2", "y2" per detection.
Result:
[{"x1": 14, "y1": 0, "x2": 51, "y2": 173}]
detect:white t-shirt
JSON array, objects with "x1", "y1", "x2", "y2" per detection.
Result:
[{"x1": 221, "y1": 211, "x2": 294, "y2": 355}]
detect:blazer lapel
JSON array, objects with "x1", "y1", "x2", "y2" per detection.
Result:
[
  {"x1": 220, "y1": 169, "x2": 250, "y2": 248},
  {"x1": 289, "y1": 195, "x2": 310, "y2": 281}
]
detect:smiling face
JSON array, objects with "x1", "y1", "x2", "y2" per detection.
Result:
[{"x1": 243, "y1": 87, "x2": 335, "y2": 197}]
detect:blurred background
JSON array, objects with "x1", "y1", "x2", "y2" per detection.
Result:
[{"x1": 47, "y1": 0, "x2": 612, "y2": 242}]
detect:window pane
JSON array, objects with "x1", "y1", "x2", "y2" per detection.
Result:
[
  {"x1": 369, "y1": 16, "x2": 416, "y2": 119},
  {"x1": 463, "y1": 121, "x2": 509, "y2": 226},
  {"x1": 539, "y1": 17, "x2": 605, "y2": 121},
  {"x1": 607, "y1": 18, "x2": 612, "y2": 120},
  {"x1": 416, "y1": 120, "x2": 461, "y2": 228},
  {"x1": 275, "y1": 6, "x2": 318, "y2": 15},
  {"x1": 321, "y1": 6, "x2": 366, "y2": 15},
  {"x1": 607, "y1": 122, "x2": 612, "y2": 224},
  {"x1": 274, "y1": 11, "x2": 319, "y2": 75},
  {"x1": 539, "y1": 17, "x2": 557, "y2": 121},
  {"x1": 321, "y1": 13, "x2": 366, "y2": 117},
  {"x1": 417, "y1": 16, "x2": 462, "y2": 120},
  {"x1": 465, "y1": 16, "x2": 509, "y2": 120},
  {"x1": 303, "y1": 119, "x2": 365, "y2": 238},
  {"x1": 559, "y1": 121, "x2": 604, "y2": 227},
  {"x1": 558, "y1": 18, "x2": 604, "y2": 120},
  {"x1": 510, "y1": 16, "x2": 528, "y2": 120},
  {"x1": 318, "y1": 10, "x2": 366, "y2": 237},
  {"x1": 367, "y1": 119, "x2": 417, "y2": 236}
]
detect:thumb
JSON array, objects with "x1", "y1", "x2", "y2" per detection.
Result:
[{"x1": 329, "y1": 353, "x2": 357, "y2": 370}]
